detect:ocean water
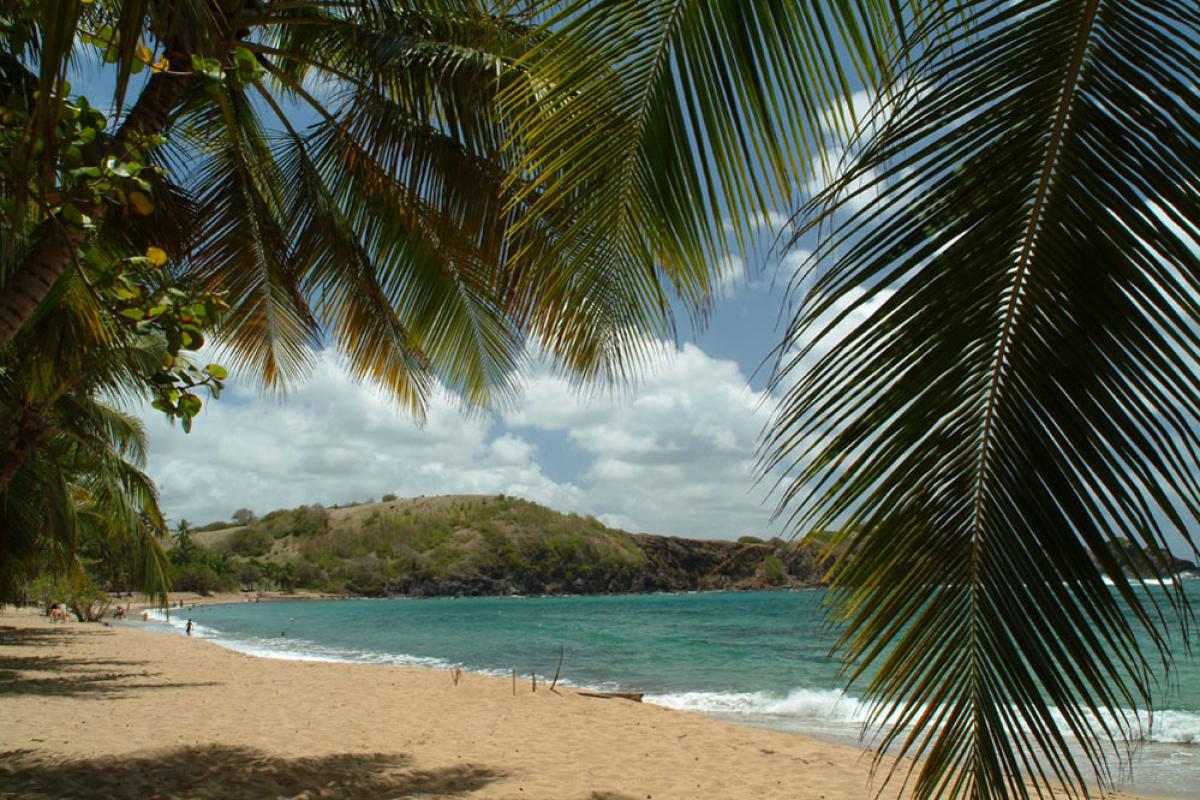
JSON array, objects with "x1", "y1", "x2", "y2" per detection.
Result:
[{"x1": 148, "y1": 587, "x2": 1200, "y2": 797}]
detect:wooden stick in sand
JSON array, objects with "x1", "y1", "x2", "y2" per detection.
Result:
[
  {"x1": 512, "y1": 668, "x2": 516, "y2": 696},
  {"x1": 550, "y1": 645, "x2": 564, "y2": 694}
]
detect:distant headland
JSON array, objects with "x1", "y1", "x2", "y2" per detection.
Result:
[
  {"x1": 175, "y1": 494, "x2": 831, "y2": 598},
  {"x1": 173, "y1": 494, "x2": 1197, "y2": 599}
]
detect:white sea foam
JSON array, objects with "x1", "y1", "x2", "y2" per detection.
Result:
[
  {"x1": 646, "y1": 687, "x2": 1200, "y2": 746},
  {"x1": 647, "y1": 687, "x2": 871, "y2": 727},
  {"x1": 1143, "y1": 710, "x2": 1200, "y2": 744},
  {"x1": 143, "y1": 608, "x2": 220, "y2": 639}
]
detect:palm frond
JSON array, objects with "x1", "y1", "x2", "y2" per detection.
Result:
[
  {"x1": 768, "y1": 2, "x2": 1200, "y2": 797},
  {"x1": 501, "y1": 0, "x2": 893, "y2": 328},
  {"x1": 300, "y1": 108, "x2": 525, "y2": 408},
  {"x1": 180, "y1": 83, "x2": 323, "y2": 390},
  {"x1": 108, "y1": 0, "x2": 152, "y2": 111}
]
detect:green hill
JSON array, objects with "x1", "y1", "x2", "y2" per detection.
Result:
[{"x1": 177, "y1": 494, "x2": 832, "y2": 597}]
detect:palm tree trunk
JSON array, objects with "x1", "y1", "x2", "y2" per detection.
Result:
[
  {"x1": 0, "y1": 222, "x2": 86, "y2": 347},
  {"x1": 0, "y1": 407, "x2": 48, "y2": 491},
  {"x1": 0, "y1": 65, "x2": 194, "y2": 352}
]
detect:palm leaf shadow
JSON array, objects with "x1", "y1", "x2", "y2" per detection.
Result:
[{"x1": 0, "y1": 745, "x2": 503, "y2": 799}]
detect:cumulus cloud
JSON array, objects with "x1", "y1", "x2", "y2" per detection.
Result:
[
  {"x1": 142, "y1": 343, "x2": 786, "y2": 540},
  {"x1": 141, "y1": 350, "x2": 584, "y2": 526},
  {"x1": 506, "y1": 342, "x2": 780, "y2": 538}
]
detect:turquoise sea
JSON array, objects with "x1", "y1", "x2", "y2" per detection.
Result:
[{"x1": 147, "y1": 587, "x2": 1200, "y2": 797}]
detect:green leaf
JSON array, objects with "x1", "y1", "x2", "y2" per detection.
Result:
[
  {"x1": 179, "y1": 329, "x2": 205, "y2": 351},
  {"x1": 61, "y1": 203, "x2": 89, "y2": 226},
  {"x1": 179, "y1": 394, "x2": 202, "y2": 417}
]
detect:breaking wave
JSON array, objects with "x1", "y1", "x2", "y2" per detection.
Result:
[{"x1": 646, "y1": 687, "x2": 1200, "y2": 745}]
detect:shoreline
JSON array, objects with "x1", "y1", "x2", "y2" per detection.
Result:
[
  {"x1": 1, "y1": 611, "x2": 919, "y2": 799},
  {"x1": 0, "y1": 610, "x2": 1155, "y2": 799}
]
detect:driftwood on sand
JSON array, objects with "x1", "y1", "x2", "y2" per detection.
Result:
[{"x1": 575, "y1": 691, "x2": 644, "y2": 702}]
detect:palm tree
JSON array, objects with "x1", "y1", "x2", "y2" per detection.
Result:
[
  {"x1": 0, "y1": 1, "x2": 723, "y2": 411},
  {"x1": 0, "y1": 224, "x2": 177, "y2": 604},
  {"x1": 0, "y1": 387, "x2": 172, "y2": 607},
  {"x1": 172, "y1": 517, "x2": 194, "y2": 554},
  {"x1": 505, "y1": 2, "x2": 1199, "y2": 798}
]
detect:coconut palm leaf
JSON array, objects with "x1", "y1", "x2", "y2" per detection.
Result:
[
  {"x1": 177, "y1": 82, "x2": 324, "y2": 388},
  {"x1": 7, "y1": 0, "x2": 793, "y2": 408},
  {"x1": 242, "y1": 0, "x2": 700, "y2": 399},
  {"x1": 500, "y1": 0, "x2": 895, "y2": 331},
  {"x1": 767, "y1": 2, "x2": 1200, "y2": 797}
]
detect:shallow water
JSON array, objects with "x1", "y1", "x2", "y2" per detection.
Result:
[{"x1": 150, "y1": 586, "x2": 1200, "y2": 798}]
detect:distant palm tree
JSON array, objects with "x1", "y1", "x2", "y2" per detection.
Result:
[
  {"x1": 0, "y1": 384, "x2": 171, "y2": 607},
  {"x1": 505, "y1": 2, "x2": 1200, "y2": 798},
  {"x1": 173, "y1": 518, "x2": 194, "y2": 554}
]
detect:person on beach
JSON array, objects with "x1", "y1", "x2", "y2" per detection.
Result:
[{"x1": 186, "y1": 619, "x2": 193, "y2": 636}]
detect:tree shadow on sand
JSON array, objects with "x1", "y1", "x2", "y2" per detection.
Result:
[
  {"x1": 0, "y1": 625, "x2": 218, "y2": 698},
  {"x1": 0, "y1": 745, "x2": 504, "y2": 799},
  {"x1": 0, "y1": 626, "x2": 104, "y2": 648}
]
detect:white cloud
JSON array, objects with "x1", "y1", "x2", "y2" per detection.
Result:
[
  {"x1": 506, "y1": 342, "x2": 781, "y2": 538},
  {"x1": 786, "y1": 286, "x2": 897, "y2": 376},
  {"x1": 142, "y1": 343, "x2": 785, "y2": 540},
  {"x1": 821, "y1": 89, "x2": 875, "y2": 137},
  {"x1": 142, "y1": 351, "x2": 583, "y2": 525},
  {"x1": 715, "y1": 255, "x2": 745, "y2": 297},
  {"x1": 808, "y1": 146, "x2": 881, "y2": 213}
]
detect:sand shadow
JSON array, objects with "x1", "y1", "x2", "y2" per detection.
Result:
[
  {"x1": 0, "y1": 626, "x2": 94, "y2": 648},
  {"x1": 0, "y1": 745, "x2": 503, "y2": 799},
  {"x1": 0, "y1": 669, "x2": 219, "y2": 698},
  {"x1": 0, "y1": 630, "x2": 215, "y2": 698}
]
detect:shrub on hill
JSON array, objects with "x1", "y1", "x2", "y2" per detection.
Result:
[
  {"x1": 253, "y1": 504, "x2": 330, "y2": 539},
  {"x1": 169, "y1": 542, "x2": 239, "y2": 595},
  {"x1": 226, "y1": 528, "x2": 274, "y2": 557},
  {"x1": 279, "y1": 495, "x2": 648, "y2": 595},
  {"x1": 173, "y1": 562, "x2": 223, "y2": 594},
  {"x1": 761, "y1": 555, "x2": 788, "y2": 586}
]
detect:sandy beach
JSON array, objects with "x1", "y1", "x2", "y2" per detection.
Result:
[{"x1": 0, "y1": 610, "x2": 1145, "y2": 800}]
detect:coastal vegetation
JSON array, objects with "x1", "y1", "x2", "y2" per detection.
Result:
[
  {"x1": 1, "y1": 2, "x2": 1198, "y2": 799},
  {"x1": 175, "y1": 494, "x2": 828, "y2": 597},
  {"x1": 0, "y1": 1, "x2": 720, "y2": 618}
]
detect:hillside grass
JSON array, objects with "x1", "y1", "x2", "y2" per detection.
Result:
[{"x1": 181, "y1": 495, "x2": 648, "y2": 595}]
